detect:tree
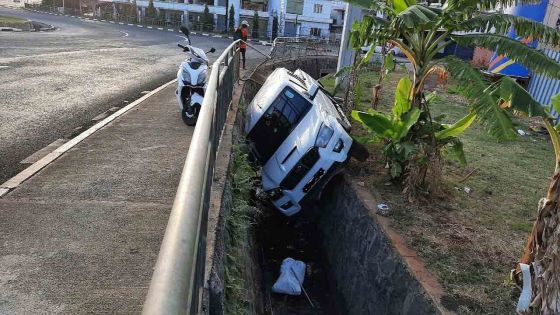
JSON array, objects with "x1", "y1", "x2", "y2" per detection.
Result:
[
  {"x1": 41, "y1": 0, "x2": 54, "y2": 7},
  {"x1": 203, "y1": 4, "x2": 213, "y2": 31},
  {"x1": 348, "y1": 0, "x2": 560, "y2": 196},
  {"x1": 129, "y1": 0, "x2": 138, "y2": 20},
  {"x1": 271, "y1": 14, "x2": 278, "y2": 40},
  {"x1": 228, "y1": 4, "x2": 235, "y2": 33},
  {"x1": 145, "y1": 0, "x2": 156, "y2": 19},
  {"x1": 252, "y1": 11, "x2": 259, "y2": 38}
]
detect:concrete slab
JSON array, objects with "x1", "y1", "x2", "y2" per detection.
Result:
[
  {"x1": 20, "y1": 139, "x2": 67, "y2": 164},
  {"x1": 0, "y1": 84, "x2": 193, "y2": 314}
]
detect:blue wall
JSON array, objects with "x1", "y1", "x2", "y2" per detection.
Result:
[{"x1": 488, "y1": 0, "x2": 549, "y2": 77}]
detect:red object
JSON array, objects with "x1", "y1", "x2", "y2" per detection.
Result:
[{"x1": 239, "y1": 27, "x2": 248, "y2": 49}]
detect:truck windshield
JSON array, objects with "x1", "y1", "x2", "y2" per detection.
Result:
[{"x1": 248, "y1": 87, "x2": 312, "y2": 163}]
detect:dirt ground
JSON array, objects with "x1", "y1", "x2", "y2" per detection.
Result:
[{"x1": 322, "y1": 68, "x2": 554, "y2": 314}]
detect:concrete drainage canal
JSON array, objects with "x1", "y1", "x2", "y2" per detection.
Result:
[
  {"x1": 256, "y1": 202, "x2": 341, "y2": 314},
  {"x1": 203, "y1": 58, "x2": 448, "y2": 315}
]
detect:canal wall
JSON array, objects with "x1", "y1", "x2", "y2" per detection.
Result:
[{"x1": 317, "y1": 177, "x2": 449, "y2": 314}]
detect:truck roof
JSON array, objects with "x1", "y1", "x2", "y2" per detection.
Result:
[{"x1": 251, "y1": 68, "x2": 309, "y2": 108}]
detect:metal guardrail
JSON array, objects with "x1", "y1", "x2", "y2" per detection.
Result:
[
  {"x1": 142, "y1": 40, "x2": 240, "y2": 315},
  {"x1": 270, "y1": 36, "x2": 340, "y2": 60}
]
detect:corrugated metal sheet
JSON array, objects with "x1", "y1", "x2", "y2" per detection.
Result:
[{"x1": 528, "y1": 48, "x2": 560, "y2": 118}]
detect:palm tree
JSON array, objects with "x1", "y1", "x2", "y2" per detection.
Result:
[{"x1": 347, "y1": 0, "x2": 560, "y2": 195}]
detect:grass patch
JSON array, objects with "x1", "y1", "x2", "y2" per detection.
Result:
[
  {"x1": 224, "y1": 144, "x2": 259, "y2": 314},
  {"x1": 0, "y1": 15, "x2": 28, "y2": 28},
  {"x1": 325, "y1": 68, "x2": 554, "y2": 314}
]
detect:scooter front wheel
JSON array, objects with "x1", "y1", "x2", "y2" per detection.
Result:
[{"x1": 181, "y1": 106, "x2": 200, "y2": 126}]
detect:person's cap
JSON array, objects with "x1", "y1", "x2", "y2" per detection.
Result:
[{"x1": 241, "y1": 20, "x2": 249, "y2": 26}]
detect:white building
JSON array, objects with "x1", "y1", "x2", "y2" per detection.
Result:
[{"x1": 131, "y1": 0, "x2": 346, "y2": 41}]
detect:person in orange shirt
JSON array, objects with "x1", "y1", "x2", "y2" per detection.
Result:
[{"x1": 236, "y1": 20, "x2": 249, "y2": 69}]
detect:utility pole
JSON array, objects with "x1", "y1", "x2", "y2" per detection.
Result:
[{"x1": 335, "y1": 3, "x2": 363, "y2": 86}]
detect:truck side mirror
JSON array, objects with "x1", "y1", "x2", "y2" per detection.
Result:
[{"x1": 307, "y1": 82, "x2": 319, "y2": 100}]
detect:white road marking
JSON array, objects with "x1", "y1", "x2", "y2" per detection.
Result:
[
  {"x1": 119, "y1": 22, "x2": 124, "y2": 25},
  {"x1": 128, "y1": 24, "x2": 134, "y2": 26},
  {"x1": 137, "y1": 25, "x2": 143, "y2": 27},
  {"x1": 167, "y1": 29, "x2": 173, "y2": 32},
  {"x1": 147, "y1": 26, "x2": 152, "y2": 29},
  {"x1": 109, "y1": 21, "x2": 115, "y2": 23},
  {"x1": 157, "y1": 27, "x2": 163, "y2": 30},
  {"x1": 120, "y1": 31, "x2": 129, "y2": 37}
]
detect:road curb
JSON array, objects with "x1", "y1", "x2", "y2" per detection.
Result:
[
  {"x1": 0, "y1": 79, "x2": 177, "y2": 197},
  {"x1": 22, "y1": 8, "x2": 274, "y2": 46}
]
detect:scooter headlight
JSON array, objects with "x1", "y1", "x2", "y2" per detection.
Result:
[
  {"x1": 315, "y1": 124, "x2": 334, "y2": 148},
  {"x1": 196, "y1": 71, "x2": 207, "y2": 85}
]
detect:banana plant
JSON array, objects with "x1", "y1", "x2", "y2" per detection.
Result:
[
  {"x1": 352, "y1": 76, "x2": 475, "y2": 179},
  {"x1": 345, "y1": 0, "x2": 560, "y2": 193}
]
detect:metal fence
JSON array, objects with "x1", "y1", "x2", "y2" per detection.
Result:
[
  {"x1": 142, "y1": 40, "x2": 240, "y2": 315},
  {"x1": 528, "y1": 48, "x2": 560, "y2": 120},
  {"x1": 270, "y1": 36, "x2": 340, "y2": 60}
]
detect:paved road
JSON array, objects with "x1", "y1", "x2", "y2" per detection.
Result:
[{"x1": 0, "y1": 6, "x2": 264, "y2": 183}]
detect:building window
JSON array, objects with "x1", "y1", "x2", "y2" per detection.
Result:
[
  {"x1": 310, "y1": 28, "x2": 321, "y2": 37},
  {"x1": 286, "y1": 0, "x2": 303, "y2": 14},
  {"x1": 313, "y1": 4, "x2": 322, "y2": 13}
]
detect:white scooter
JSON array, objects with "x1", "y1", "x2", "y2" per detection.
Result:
[{"x1": 176, "y1": 26, "x2": 216, "y2": 125}]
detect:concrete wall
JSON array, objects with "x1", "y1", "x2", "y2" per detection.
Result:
[{"x1": 317, "y1": 177, "x2": 445, "y2": 315}]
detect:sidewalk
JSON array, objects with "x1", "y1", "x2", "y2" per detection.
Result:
[{"x1": 0, "y1": 83, "x2": 192, "y2": 314}]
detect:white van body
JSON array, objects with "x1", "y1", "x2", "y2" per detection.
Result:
[{"x1": 245, "y1": 68, "x2": 353, "y2": 216}]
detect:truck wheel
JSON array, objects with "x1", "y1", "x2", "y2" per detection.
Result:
[{"x1": 349, "y1": 140, "x2": 369, "y2": 162}]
